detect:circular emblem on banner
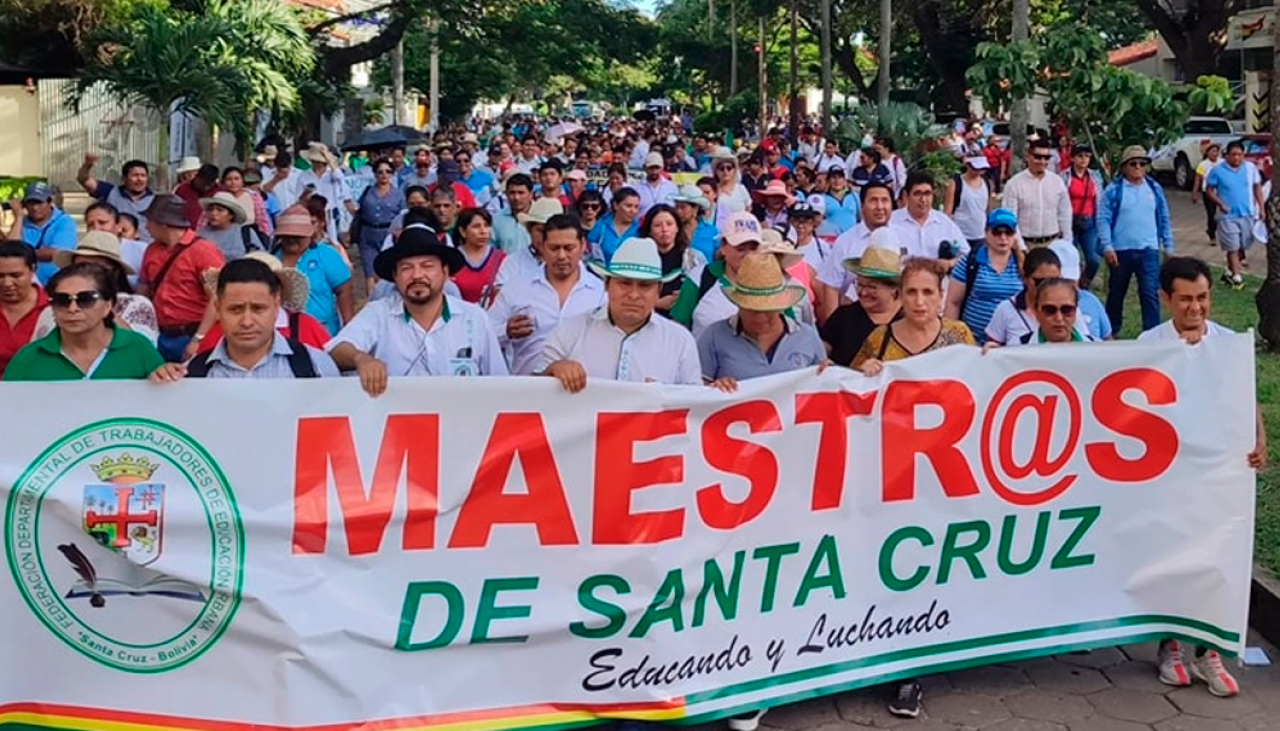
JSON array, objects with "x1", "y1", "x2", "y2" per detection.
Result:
[{"x1": 4, "y1": 418, "x2": 244, "y2": 673}]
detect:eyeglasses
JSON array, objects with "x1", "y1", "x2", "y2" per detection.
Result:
[
  {"x1": 716, "y1": 164, "x2": 735, "y2": 171},
  {"x1": 50, "y1": 291, "x2": 104, "y2": 309},
  {"x1": 1126, "y1": 160, "x2": 1148, "y2": 168},
  {"x1": 1031, "y1": 154, "x2": 1052, "y2": 161},
  {"x1": 375, "y1": 168, "x2": 393, "y2": 174},
  {"x1": 1039, "y1": 304, "x2": 1076, "y2": 317},
  {"x1": 580, "y1": 203, "x2": 601, "y2": 211},
  {"x1": 991, "y1": 227, "x2": 1016, "y2": 236}
]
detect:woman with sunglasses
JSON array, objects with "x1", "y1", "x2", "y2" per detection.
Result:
[
  {"x1": 1018, "y1": 278, "x2": 1095, "y2": 344},
  {"x1": 4, "y1": 262, "x2": 166, "y2": 381},
  {"x1": 353, "y1": 157, "x2": 407, "y2": 293},
  {"x1": 574, "y1": 190, "x2": 605, "y2": 231},
  {"x1": 36, "y1": 232, "x2": 158, "y2": 344},
  {"x1": 713, "y1": 151, "x2": 751, "y2": 221},
  {"x1": 982, "y1": 247, "x2": 1064, "y2": 346}
]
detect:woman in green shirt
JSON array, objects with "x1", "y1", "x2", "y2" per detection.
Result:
[{"x1": 3, "y1": 262, "x2": 166, "y2": 381}]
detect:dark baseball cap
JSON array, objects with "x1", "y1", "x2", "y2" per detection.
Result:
[{"x1": 22, "y1": 182, "x2": 54, "y2": 203}]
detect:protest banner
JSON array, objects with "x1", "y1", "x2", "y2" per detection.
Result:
[{"x1": 0, "y1": 337, "x2": 1257, "y2": 731}]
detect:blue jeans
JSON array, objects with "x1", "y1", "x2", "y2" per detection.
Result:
[
  {"x1": 1106, "y1": 249, "x2": 1160, "y2": 336},
  {"x1": 1072, "y1": 215, "x2": 1100, "y2": 284},
  {"x1": 157, "y1": 332, "x2": 193, "y2": 363}
]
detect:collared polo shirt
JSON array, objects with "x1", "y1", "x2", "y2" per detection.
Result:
[
  {"x1": 1137, "y1": 320, "x2": 1234, "y2": 342},
  {"x1": 200, "y1": 332, "x2": 340, "y2": 378},
  {"x1": 634, "y1": 178, "x2": 679, "y2": 218},
  {"x1": 327, "y1": 294, "x2": 507, "y2": 376},
  {"x1": 0, "y1": 286, "x2": 47, "y2": 377},
  {"x1": 488, "y1": 263, "x2": 606, "y2": 375},
  {"x1": 697, "y1": 314, "x2": 825, "y2": 381},
  {"x1": 889, "y1": 208, "x2": 970, "y2": 260},
  {"x1": 3, "y1": 327, "x2": 163, "y2": 381},
  {"x1": 139, "y1": 230, "x2": 225, "y2": 329},
  {"x1": 22, "y1": 209, "x2": 78, "y2": 284},
  {"x1": 539, "y1": 306, "x2": 702, "y2": 385},
  {"x1": 587, "y1": 215, "x2": 640, "y2": 265}
]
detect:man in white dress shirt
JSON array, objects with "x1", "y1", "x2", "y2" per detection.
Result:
[
  {"x1": 540, "y1": 236, "x2": 702, "y2": 390},
  {"x1": 889, "y1": 171, "x2": 969, "y2": 262},
  {"x1": 489, "y1": 214, "x2": 606, "y2": 375},
  {"x1": 817, "y1": 182, "x2": 895, "y2": 321},
  {"x1": 1001, "y1": 138, "x2": 1073, "y2": 247},
  {"x1": 328, "y1": 226, "x2": 506, "y2": 396}
]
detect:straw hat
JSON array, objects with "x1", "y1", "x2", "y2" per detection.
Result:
[
  {"x1": 517, "y1": 197, "x2": 564, "y2": 225},
  {"x1": 199, "y1": 191, "x2": 247, "y2": 224},
  {"x1": 300, "y1": 142, "x2": 337, "y2": 167},
  {"x1": 174, "y1": 156, "x2": 202, "y2": 175},
  {"x1": 841, "y1": 245, "x2": 903, "y2": 280},
  {"x1": 1119, "y1": 145, "x2": 1151, "y2": 166},
  {"x1": 758, "y1": 229, "x2": 804, "y2": 269},
  {"x1": 203, "y1": 252, "x2": 311, "y2": 313},
  {"x1": 274, "y1": 205, "x2": 315, "y2": 239},
  {"x1": 724, "y1": 253, "x2": 807, "y2": 312},
  {"x1": 54, "y1": 231, "x2": 136, "y2": 274},
  {"x1": 587, "y1": 237, "x2": 680, "y2": 282}
]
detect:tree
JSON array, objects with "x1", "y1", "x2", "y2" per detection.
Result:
[
  {"x1": 1134, "y1": 0, "x2": 1243, "y2": 81},
  {"x1": 0, "y1": 0, "x2": 164, "y2": 77},
  {"x1": 73, "y1": 0, "x2": 314, "y2": 181}
]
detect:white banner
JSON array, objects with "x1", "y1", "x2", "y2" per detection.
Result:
[{"x1": 0, "y1": 337, "x2": 1257, "y2": 731}]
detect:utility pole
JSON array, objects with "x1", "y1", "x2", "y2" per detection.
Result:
[
  {"x1": 730, "y1": 0, "x2": 739, "y2": 96},
  {"x1": 877, "y1": 0, "x2": 891, "y2": 105},
  {"x1": 820, "y1": 0, "x2": 832, "y2": 133},
  {"x1": 429, "y1": 19, "x2": 440, "y2": 133},
  {"x1": 1010, "y1": 0, "x2": 1030, "y2": 173},
  {"x1": 391, "y1": 39, "x2": 404, "y2": 126},
  {"x1": 759, "y1": 16, "x2": 767, "y2": 135},
  {"x1": 789, "y1": 0, "x2": 800, "y2": 138}
]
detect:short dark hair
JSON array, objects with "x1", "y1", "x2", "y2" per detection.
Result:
[
  {"x1": 403, "y1": 208, "x2": 442, "y2": 231},
  {"x1": 1225, "y1": 140, "x2": 1246, "y2": 154},
  {"x1": 1028, "y1": 138, "x2": 1053, "y2": 153},
  {"x1": 1159, "y1": 256, "x2": 1213, "y2": 294},
  {"x1": 544, "y1": 213, "x2": 583, "y2": 238},
  {"x1": 539, "y1": 159, "x2": 564, "y2": 174},
  {"x1": 217, "y1": 258, "x2": 280, "y2": 297},
  {"x1": 904, "y1": 171, "x2": 935, "y2": 193},
  {"x1": 49, "y1": 262, "x2": 119, "y2": 323},
  {"x1": 860, "y1": 181, "x2": 894, "y2": 203},
  {"x1": 404, "y1": 185, "x2": 430, "y2": 202},
  {"x1": 275, "y1": 151, "x2": 294, "y2": 168},
  {"x1": 221, "y1": 166, "x2": 244, "y2": 181},
  {"x1": 0, "y1": 241, "x2": 36, "y2": 269},
  {"x1": 195, "y1": 164, "x2": 220, "y2": 183},
  {"x1": 1022, "y1": 247, "x2": 1061, "y2": 277},
  {"x1": 85, "y1": 201, "x2": 120, "y2": 221},
  {"x1": 505, "y1": 173, "x2": 534, "y2": 192},
  {"x1": 455, "y1": 207, "x2": 492, "y2": 231},
  {"x1": 121, "y1": 160, "x2": 148, "y2": 177},
  {"x1": 119, "y1": 212, "x2": 140, "y2": 231},
  {"x1": 612, "y1": 186, "x2": 640, "y2": 207}
]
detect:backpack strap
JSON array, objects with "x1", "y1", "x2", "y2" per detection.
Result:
[
  {"x1": 285, "y1": 311, "x2": 318, "y2": 378},
  {"x1": 876, "y1": 324, "x2": 892, "y2": 360},
  {"x1": 696, "y1": 264, "x2": 721, "y2": 302},
  {"x1": 952, "y1": 174, "x2": 964, "y2": 210},
  {"x1": 958, "y1": 245, "x2": 984, "y2": 320},
  {"x1": 184, "y1": 350, "x2": 213, "y2": 378}
]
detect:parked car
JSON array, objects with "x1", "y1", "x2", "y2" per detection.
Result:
[
  {"x1": 1240, "y1": 134, "x2": 1273, "y2": 180},
  {"x1": 1150, "y1": 116, "x2": 1237, "y2": 190}
]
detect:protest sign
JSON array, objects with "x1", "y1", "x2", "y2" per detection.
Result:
[{"x1": 1, "y1": 337, "x2": 1257, "y2": 731}]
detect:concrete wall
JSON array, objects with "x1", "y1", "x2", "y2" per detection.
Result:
[{"x1": 0, "y1": 86, "x2": 43, "y2": 177}]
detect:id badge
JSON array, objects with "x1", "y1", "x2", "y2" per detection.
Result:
[{"x1": 450, "y1": 357, "x2": 477, "y2": 377}]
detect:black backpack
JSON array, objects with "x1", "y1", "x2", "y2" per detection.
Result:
[{"x1": 185, "y1": 311, "x2": 318, "y2": 378}]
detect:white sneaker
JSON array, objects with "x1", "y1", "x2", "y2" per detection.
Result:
[
  {"x1": 1157, "y1": 639, "x2": 1191, "y2": 686},
  {"x1": 727, "y1": 709, "x2": 766, "y2": 731},
  {"x1": 1190, "y1": 649, "x2": 1240, "y2": 697}
]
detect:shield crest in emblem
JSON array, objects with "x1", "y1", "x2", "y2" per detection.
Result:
[{"x1": 82, "y1": 454, "x2": 165, "y2": 566}]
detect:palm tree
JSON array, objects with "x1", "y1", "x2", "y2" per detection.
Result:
[{"x1": 71, "y1": 0, "x2": 315, "y2": 186}]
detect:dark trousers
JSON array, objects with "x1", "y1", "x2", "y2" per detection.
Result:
[
  {"x1": 1072, "y1": 215, "x2": 1100, "y2": 284},
  {"x1": 1106, "y1": 249, "x2": 1160, "y2": 336},
  {"x1": 157, "y1": 332, "x2": 193, "y2": 363},
  {"x1": 1203, "y1": 197, "x2": 1217, "y2": 241}
]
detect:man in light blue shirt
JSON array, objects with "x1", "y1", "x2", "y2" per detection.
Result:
[
  {"x1": 7, "y1": 182, "x2": 78, "y2": 284},
  {"x1": 1097, "y1": 145, "x2": 1172, "y2": 335},
  {"x1": 1205, "y1": 139, "x2": 1265, "y2": 289}
]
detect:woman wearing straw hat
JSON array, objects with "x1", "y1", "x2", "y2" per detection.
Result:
[
  {"x1": 274, "y1": 205, "x2": 355, "y2": 336},
  {"x1": 41, "y1": 231, "x2": 159, "y2": 344},
  {"x1": 698, "y1": 252, "x2": 826, "y2": 394},
  {"x1": 193, "y1": 251, "x2": 331, "y2": 356},
  {"x1": 819, "y1": 245, "x2": 903, "y2": 366},
  {"x1": 197, "y1": 191, "x2": 267, "y2": 261}
]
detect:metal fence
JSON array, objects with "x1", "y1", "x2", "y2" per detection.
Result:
[{"x1": 39, "y1": 79, "x2": 163, "y2": 190}]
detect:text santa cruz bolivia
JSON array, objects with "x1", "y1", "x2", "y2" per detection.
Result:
[
  {"x1": 11, "y1": 425, "x2": 238, "y2": 641},
  {"x1": 290, "y1": 368, "x2": 1179, "y2": 657}
]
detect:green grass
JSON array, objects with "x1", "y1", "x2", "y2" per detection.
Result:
[{"x1": 1108, "y1": 269, "x2": 1280, "y2": 575}]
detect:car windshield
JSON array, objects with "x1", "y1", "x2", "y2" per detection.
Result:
[
  {"x1": 1243, "y1": 139, "x2": 1270, "y2": 155},
  {"x1": 1184, "y1": 120, "x2": 1232, "y2": 134}
]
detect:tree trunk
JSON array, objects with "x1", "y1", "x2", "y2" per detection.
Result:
[
  {"x1": 789, "y1": 0, "x2": 800, "y2": 138},
  {"x1": 877, "y1": 0, "x2": 891, "y2": 105},
  {"x1": 911, "y1": 1, "x2": 977, "y2": 116},
  {"x1": 1256, "y1": 4, "x2": 1280, "y2": 349},
  {"x1": 1009, "y1": 0, "x2": 1030, "y2": 174},
  {"x1": 1134, "y1": 0, "x2": 1240, "y2": 85},
  {"x1": 820, "y1": 0, "x2": 832, "y2": 133},
  {"x1": 730, "y1": 0, "x2": 739, "y2": 97}
]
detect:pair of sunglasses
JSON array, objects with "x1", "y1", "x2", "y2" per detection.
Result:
[
  {"x1": 50, "y1": 291, "x2": 104, "y2": 309},
  {"x1": 1039, "y1": 304, "x2": 1076, "y2": 317}
]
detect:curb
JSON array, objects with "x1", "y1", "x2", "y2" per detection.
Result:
[{"x1": 1251, "y1": 563, "x2": 1280, "y2": 647}]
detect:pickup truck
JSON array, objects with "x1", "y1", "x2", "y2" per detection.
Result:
[{"x1": 1150, "y1": 116, "x2": 1237, "y2": 190}]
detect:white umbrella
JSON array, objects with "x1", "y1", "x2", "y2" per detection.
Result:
[{"x1": 545, "y1": 121, "x2": 584, "y2": 142}]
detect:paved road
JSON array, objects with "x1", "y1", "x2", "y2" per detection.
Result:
[
  {"x1": 750, "y1": 634, "x2": 1280, "y2": 731},
  {"x1": 1162, "y1": 187, "x2": 1269, "y2": 274}
]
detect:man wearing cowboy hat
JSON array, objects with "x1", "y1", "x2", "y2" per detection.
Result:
[
  {"x1": 1097, "y1": 143, "x2": 1174, "y2": 334},
  {"x1": 197, "y1": 191, "x2": 267, "y2": 261},
  {"x1": 539, "y1": 236, "x2": 701, "y2": 391},
  {"x1": 297, "y1": 142, "x2": 357, "y2": 244},
  {"x1": 328, "y1": 226, "x2": 506, "y2": 397},
  {"x1": 138, "y1": 194, "x2": 226, "y2": 362},
  {"x1": 151, "y1": 257, "x2": 339, "y2": 380},
  {"x1": 698, "y1": 252, "x2": 825, "y2": 392}
]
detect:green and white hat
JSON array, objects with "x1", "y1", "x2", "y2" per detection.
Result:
[{"x1": 588, "y1": 237, "x2": 681, "y2": 283}]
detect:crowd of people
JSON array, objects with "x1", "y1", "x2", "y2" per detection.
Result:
[{"x1": 0, "y1": 117, "x2": 1266, "y2": 725}]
